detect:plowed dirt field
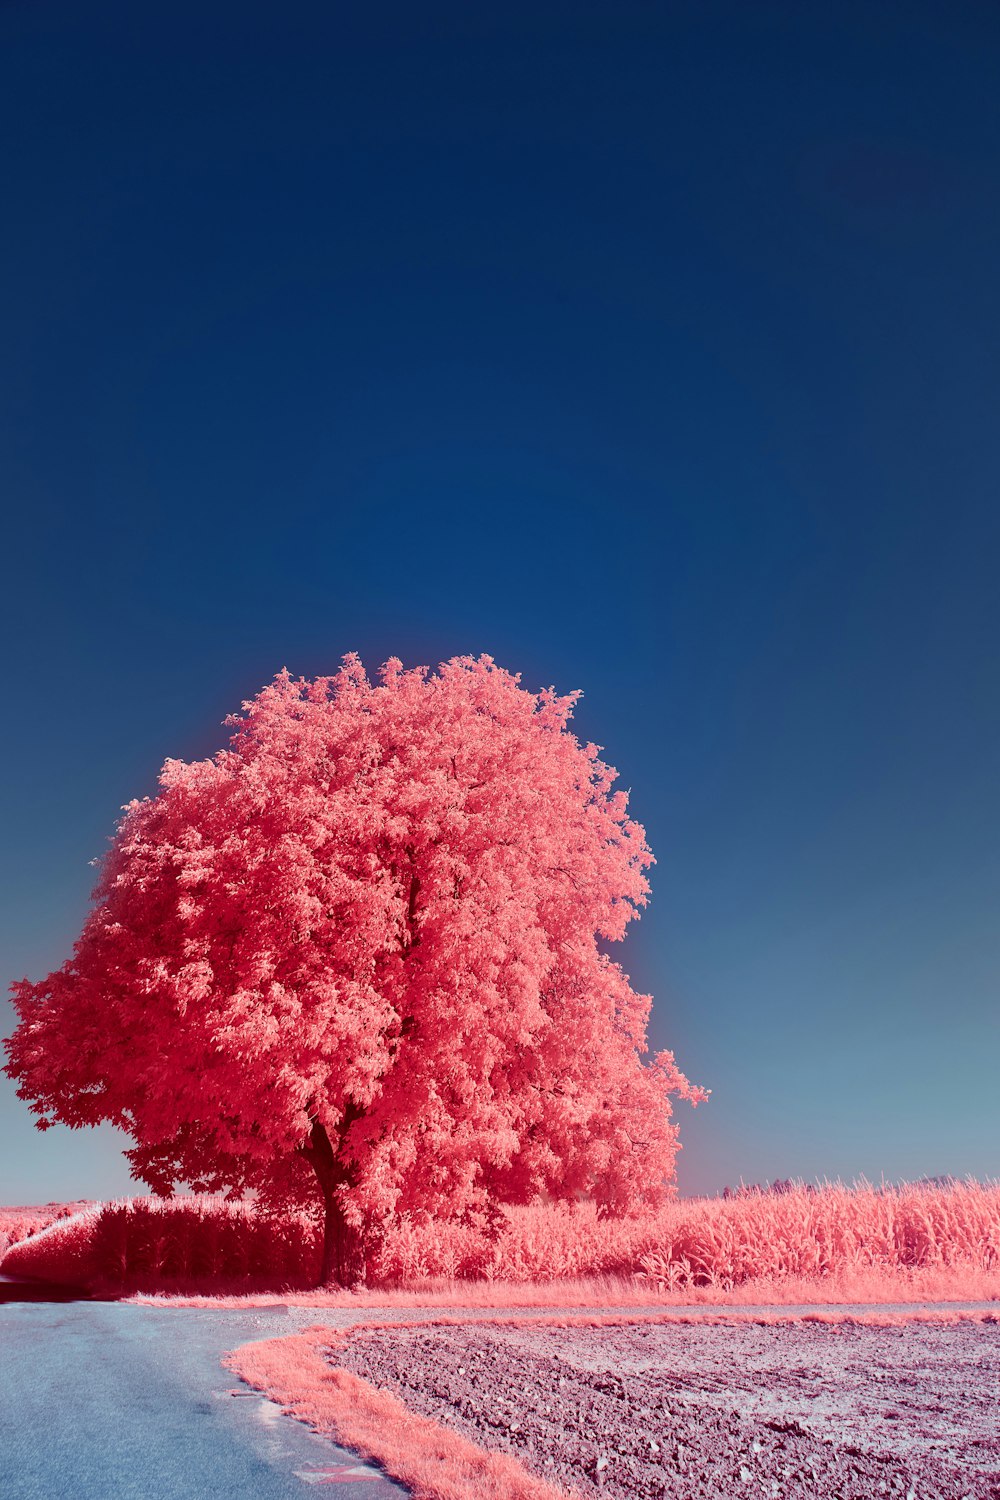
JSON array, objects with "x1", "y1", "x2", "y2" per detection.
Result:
[{"x1": 335, "y1": 1315, "x2": 1000, "y2": 1498}]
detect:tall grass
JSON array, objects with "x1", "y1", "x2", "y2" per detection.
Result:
[{"x1": 2, "y1": 1177, "x2": 998, "y2": 1299}]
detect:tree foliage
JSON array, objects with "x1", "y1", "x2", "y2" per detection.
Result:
[{"x1": 5, "y1": 655, "x2": 707, "y2": 1282}]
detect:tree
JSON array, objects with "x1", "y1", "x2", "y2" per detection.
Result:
[{"x1": 5, "y1": 654, "x2": 708, "y2": 1284}]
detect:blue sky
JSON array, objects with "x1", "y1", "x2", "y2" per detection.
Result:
[{"x1": 2, "y1": 2, "x2": 998, "y2": 1203}]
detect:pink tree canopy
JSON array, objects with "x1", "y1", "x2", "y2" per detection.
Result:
[{"x1": 5, "y1": 655, "x2": 707, "y2": 1283}]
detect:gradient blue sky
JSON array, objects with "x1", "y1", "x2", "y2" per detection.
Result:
[{"x1": 2, "y1": 2, "x2": 998, "y2": 1204}]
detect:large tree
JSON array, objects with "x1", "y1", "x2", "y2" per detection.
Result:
[{"x1": 5, "y1": 655, "x2": 707, "y2": 1284}]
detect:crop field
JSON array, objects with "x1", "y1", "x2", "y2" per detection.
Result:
[
  {"x1": 0, "y1": 1202, "x2": 96, "y2": 1261},
  {"x1": 5, "y1": 1177, "x2": 999, "y2": 1305}
]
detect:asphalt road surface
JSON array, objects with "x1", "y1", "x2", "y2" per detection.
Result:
[{"x1": 0, "y1": 1285, "x2": 409, "y2": 1500}]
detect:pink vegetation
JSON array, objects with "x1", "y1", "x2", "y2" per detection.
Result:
[
  {"x1": 365, "y1": 1176, "x2": 1000, "y2": 1291},
  {"x1": 1, "y1": 1195, "x2": 313, "y2": 1289},
  {"x1": 0, "y1": 1201, "x2": 94, "y2": 1261},
  {"x1": 5, "y1": 1178, "x2": 998, "y2": 1306},
  {"x1": 1, "y1": 1207, "x2": 101, "y2": 1284}
]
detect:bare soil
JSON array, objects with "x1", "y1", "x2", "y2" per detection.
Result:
[{"x1": 333, "y1": 1315, "x2": 1000, "y2": 1499}]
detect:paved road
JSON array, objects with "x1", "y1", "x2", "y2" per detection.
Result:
[{"x1": 0, "y1": 1293, "x2": 409, "y2": 1500}]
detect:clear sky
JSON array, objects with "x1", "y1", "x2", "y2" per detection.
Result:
[{"x1": 2, "y1": 2, "x2": 997, "y2": 1204}]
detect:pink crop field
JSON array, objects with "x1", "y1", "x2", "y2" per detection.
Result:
[
  {"x1": 4, "y1": 1177, "x2": 999, "y2": 1304},
  {"x1": 1, "y1": 1195, "x2": 316, "y2": 1290},
  {"x1": 371, "y1": 1176, "x2": 1000, "y2": 1291},
  {"x1": 0, "y1": 1202, "x2": 95, "y2": 1261}
]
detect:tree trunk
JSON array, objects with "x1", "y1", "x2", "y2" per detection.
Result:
[
  {"x1": 317, "y1": 1177, "x2": 363, "y2": 1286},
  {"x1": 300, "y1": 1110, "x2": 363, "y2": 1287}
]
